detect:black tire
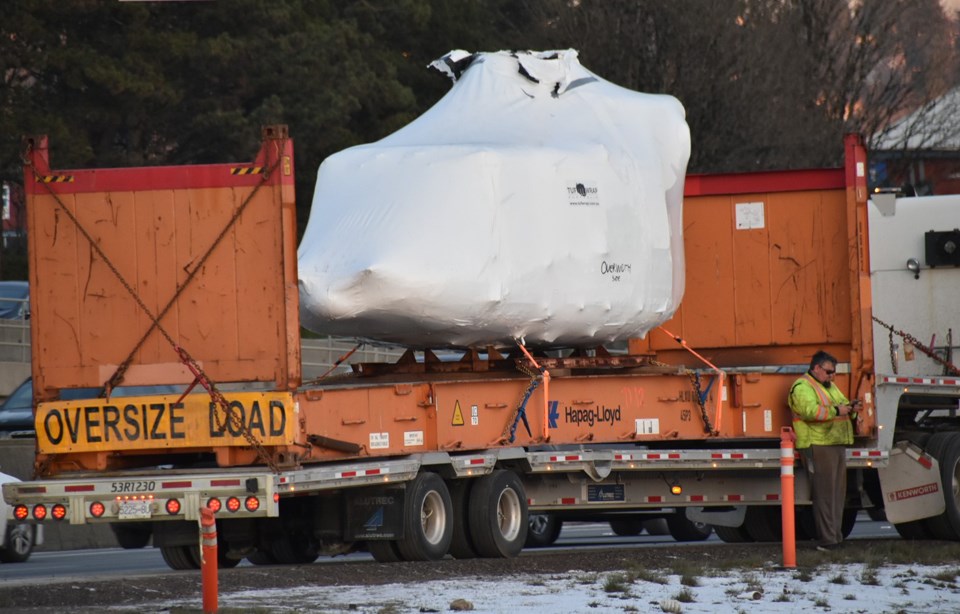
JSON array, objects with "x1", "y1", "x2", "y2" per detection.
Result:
[
  {"x1": 743, "y1": 506, "x2": 781, "y2": 542},
  {"x1": 609, "y1": 517, "x2": 645, "y2": 537},
  {"x1": 525, "y1": 513, "x2": 563, "y2": 548},
  {"x1": 923, "y1": 432, "x2": 960, "y2": 540},
  {"x1": 395, "y1": 472, "x2": 453, "y2": 561},
  {"x1": 367, "y1": 540, "x2": 404, "y2": 563},
  {"x1": 796, "y1": 506, "x2": 818, "y2": 541},
  {"x1": 468, "y1": 470, "x2": 528, "y2": 558},
  {"x1": 448, "y1": 479, "x2": 478, "y2": 559},
  {"x1": 667, "y1": 513, "x2": 713, "y2": 542},
  {"x1": 110, "y1": 523, "x2": 151, "y2": 549},
  {"x1": 894, "y1": 519, "x2": 934, "y2": 539},
  {"x1": 246, "y1": 549, "x2": 277, "y2": 565},
  {"x1": 841, "y1": 507, "x2": 858, "y2": 539},
  {"x1": 0, "y1": 523, "x2": 35, "y2": 563},
  {"x1": 160, "y1": 545, "x2": 200, "y2": 570},
  {"x1": 713, "y1": 524, "x2": 754, "y2": 543},
  {"x1": 866, "y1": 507, "x2": 887, "y2": 522},
  {"x1": 644, "y1": 518, "x2": 670, "y2": 535},
  {"x1": 269, "y1": 533, "x2": 320, "y2": 564}
]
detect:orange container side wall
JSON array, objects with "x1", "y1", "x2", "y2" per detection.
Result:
[
  {"x1": 25, "y1": 135, "x2": 300, "y2": 400},
  {"x1": 641, "y1": 186, "x2": 853, "y2": 367}
]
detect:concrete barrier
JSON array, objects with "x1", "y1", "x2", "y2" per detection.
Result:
[{"x1": 0, "y1": 440, "x2": 119, "y2": 551}]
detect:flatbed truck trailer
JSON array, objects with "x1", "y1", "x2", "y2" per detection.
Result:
[{"x1": 3, "y1": 128, "x2": 954, "y2": 568}]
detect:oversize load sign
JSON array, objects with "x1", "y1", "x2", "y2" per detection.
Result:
[{"x1": 36, "y1": 392, "x2": 296, "y2": 453}]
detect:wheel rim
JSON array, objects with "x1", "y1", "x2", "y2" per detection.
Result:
[
  {"x1": 496, "y1": 487, "x2": 522, "y2": 541},
  {"x1": 421, "y1": 490, "x2": 447, "y2": 545},
  {"x1": 8, "y1": 524, "x2": 32, "y2": 556},
  {"x1": 529, "y1": 514, "x2": 549, "y2": 536}
]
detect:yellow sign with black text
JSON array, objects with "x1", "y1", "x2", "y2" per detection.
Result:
[{"x1": 35, "y1": 391, "x2": 296, "y2": 453}]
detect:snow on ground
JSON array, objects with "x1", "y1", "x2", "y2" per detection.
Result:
[{"x1": 144, "y1": 563, "x2": 960, "y2": 613}]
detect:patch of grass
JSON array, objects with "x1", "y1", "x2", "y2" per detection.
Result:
[
  {"x1": 773, "y1": 591, "x2": 792, "y2": 602},
  {"x1": 927, "y1": 568, "x2": 960, "y2": 583},
  {"x1": 578, "y1": 573, "x2": 600, "y2": 585},
  {"x1": 526, "y1": 578, "x2": 546, "y2": 587},
  {"x1": 814, "y1": 597, "x2": 830, "y2": 608},
  {"x1": 829, "y1": 573, "x2": 848, "y2": 585},
  {"x1": 673, "y1": 588, "x2": 695, "y2": 603},
  {"x1": 622, "y1": 606, "x2": 639, "y2": 613},
  {"x1": 844, "y1": 594, "x2": 856, "y2": 601},
  {"x1": 604, "y1": 573, "x2": 630, "y2": 594},
  {"x1": 680, "y1": 573, "x2": 700, "y2": 587},
  {"x1": 629, "y1": 567, "x2": 669, "y2": 585},
  {"x1": 794, "y1": 568, "x2": 815, "y2": 582},
  {"x1": 587, "y1": 601, "x2": 600, "y2": 608},
  {"x1": 860, "y1": 570, "x2": 881, "y2": 586}
]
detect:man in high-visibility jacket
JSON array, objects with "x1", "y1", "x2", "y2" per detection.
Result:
[{"x1": 788, "y1": 350, "x2": 859, "y2": 551}]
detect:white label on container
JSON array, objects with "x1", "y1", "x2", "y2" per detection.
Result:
[
  {"x1": 764, "y1": 409, "x2": 773, "y2": 432},
  {"x1": 369, "y1": 432, "x2": 389, "y2": 449},
  {"x1": 404, "y1": 431, "x2": 424, "y2": 447},
  {"x1": 471, "y1": 405, "x2": 479, "y2": 426},
  {"x1": 735, "y1": 202, "x2": 765, "y2": 229},
  {"x1": 636, "y1": 418, "x2": 660, "y2": 435}
]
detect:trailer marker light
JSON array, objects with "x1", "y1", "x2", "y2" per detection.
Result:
[
  {"x1": 166, "y1": 499, "x2": 181, "y2": 515},
  {"x1": 670, "y1": 484, "x2": 683, "y2": 496},
  {"x1": 90, "y1": 502, "x2": 105, "y2": 518},
  {"x1": 206, "y1": 498, "x2": 222, "y2": 513},
  {"x1": 33, "y1": 504, "x2": 47, "y2": 520},
  {"x1": 52, "y1": 504, "x2": 67, "y2": 520},
  {"x1": 13, "y1": 505, "x2": 28, "y2": 521},
  {"x1": 244, "y1": 497, "x2": 260, "y2": 512},
  {"x1": 273, "y1": 493, "x2": 279, "y2": 503},
  {"x1": 226, "y1": 497, "x2": 241, "y2": 512}
]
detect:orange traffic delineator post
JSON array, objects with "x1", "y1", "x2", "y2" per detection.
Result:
[
  {"x1": 780, "y1": 427, "x2": 797, "y2": 568},
  {"x1": 200, "y1": 507, "x2": 219, "y2": 613}
]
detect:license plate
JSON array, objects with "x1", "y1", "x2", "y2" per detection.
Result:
[{"x1": 118, "y1": 500, "x2": 152, "y2": 519}]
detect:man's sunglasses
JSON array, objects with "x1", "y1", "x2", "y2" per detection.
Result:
[{"x1": 821, "y1": 367, "x2": 836, "y2": 375}]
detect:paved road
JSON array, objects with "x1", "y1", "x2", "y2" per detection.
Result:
[{"x1": 0, "y1": 516, "x2": 897, "y2": 585}]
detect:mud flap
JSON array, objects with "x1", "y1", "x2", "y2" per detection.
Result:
[
  {"x1": 344, "y1": 486, "x2": 406, "y2": 540},
  {"x1": 878, "y1": 441, "x2": 945, "y2": 524}
]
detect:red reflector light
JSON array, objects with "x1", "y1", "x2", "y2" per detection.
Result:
[
  {"x1": 13, "y1": 505, "x2": 28, "y2": 521},
  {"x1": 226, "y1": 497, "x2": 241, "y2": 512},
  {"x1": 90, "y1": 502, "x2": 105, "y2": 518},
  {"x1": 33, "y1": 504, "x2": 47, "y2": 520},
  {"x1": 244, "y1": 496, "x2": 260, "y2": 512},
  {"x1": 166, "y1": 499, "x2": 181, "y2": 515},
  {"x1": 206, "y1": 498, "x2": 222, "y2": 513},
  {"x1": 52, "y1": 504, "x2": 67, "y2": 520},
  {"x1": 273, "y1": 493, "x2": 279, "y2": 503}
]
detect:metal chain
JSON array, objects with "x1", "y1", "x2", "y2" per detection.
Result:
[
  {"x1": 873, "y1": 316, "x2": 960, "y2": 376},
  {"x1": 501, "y1": 361, "x2": 540, "y2": 443},
  {"x1": 651, "y1": 358, "x2": 715, "y2": 434},
  {"x1": 24, "y1": 139, "x2": 288, "y2": 472},
  {"x1": 887, "y1": 329, "x2": 898, "y2": 375}
]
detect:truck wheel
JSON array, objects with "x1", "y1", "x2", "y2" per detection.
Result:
[
  {"x1": 743, "y1": 506, "x2": 780, "y2": 542},
  {"x1": 922, "y1": 432, "x2": 960, "y2": 540},
  {"x1": 840, "y1": 507, "x2": 858, "y2": 539},
  {"x1": 644, "y1": 518, "x2": 670, "y2": 535},
  {"x1": 468, "y1": 470, "x2": 527, "y2": 558},
  {"x1": 609, "y1": 517, "x2": 645, "y2": 536},
  {"x1": 525, "y1": 513, "x2": 563, "y2": 547},
  {"x1": 448, "y1": 479, "x2": 478, "y2": 559},
  {"x1": 894, "y1": 519, "x2": 934, "y2": 539},
  {"x1": 110, "y1": 523, "x2": 151, "y2": 549},
  {"x1": 395, "y1": 472, "x2": 453, "y2": 561},
  {"x1": 246, "y1": 549, "x2": 277, "y2": 565},
  {"x1": 0, "y1": 523, "x2": 35, "y2": 563},
  {"x1": 367, "y1": 540, "x2": 404, "y2": 563},
  {"x1": 160, "y1": 545, "x2": 200, "y2": 570},
  {"x1": 713, "y1": 524, "x2": 754, "y2": 543},
  {"x1": 268, "y1": 533, "x2": 320, "y2": 564},
  {"x1": 667, "y1": 513, "x2": 713, "y2": 542}
]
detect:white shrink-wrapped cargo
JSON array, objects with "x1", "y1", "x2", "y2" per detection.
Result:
[{"x1": 298, "y1": 49, "x2": 690, "y2": 348}]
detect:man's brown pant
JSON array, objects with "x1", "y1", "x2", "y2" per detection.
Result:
[{"x1": 810, "y1": 445, "x2": 847, "y2": 546}]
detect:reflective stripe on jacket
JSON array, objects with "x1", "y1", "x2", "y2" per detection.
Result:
[{"x1": 788, "y1": 373, "x2": 853, "y2": 449}]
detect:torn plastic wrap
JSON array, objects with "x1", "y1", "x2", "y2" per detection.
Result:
[{"x1": 298, "y1": 49, "x2": 691, "y2": 348}]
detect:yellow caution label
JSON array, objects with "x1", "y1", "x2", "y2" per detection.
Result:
[
  {"x1": 230, "y1": 166, "x2": 264, "y2": 175},
  {"x1": 35, "y1": 391, "x2": 296, "y2": 453},
  {"x1": 452, "y1": 400, "x2": 465, "y2": 426}
]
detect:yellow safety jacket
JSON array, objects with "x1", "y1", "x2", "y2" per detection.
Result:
[{"x1": 788, "y1": 372, "x2": 854, "y2": 449}]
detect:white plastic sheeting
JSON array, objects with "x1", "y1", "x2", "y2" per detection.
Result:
[{"x1": 298, "y1": 49, "x2": 690, "y2": 348}]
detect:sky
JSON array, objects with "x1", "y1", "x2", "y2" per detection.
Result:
[{"x1": 131, "y1": 562, "x2": 959, "y2": 613}]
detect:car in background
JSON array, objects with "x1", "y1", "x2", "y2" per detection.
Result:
[
  {"x1": 0, "y1": 472, "x2": 41, "y2": 562},
  {"x1": 0, "y1": 281, "x2": 29, "y2": 319}
]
